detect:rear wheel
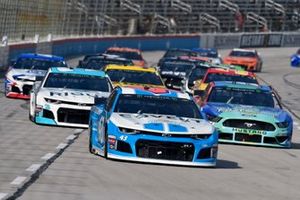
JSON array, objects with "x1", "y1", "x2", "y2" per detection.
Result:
[{"x1": 89, "y1": 124, "x2": 95, "y2": 154}]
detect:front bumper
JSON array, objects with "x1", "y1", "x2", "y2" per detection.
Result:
[
  {"x1": 214, "y1": 120, "x2": 292, "y2": 148},
  {"x1": 5, "y1": 78, "x2": 33, "y2": 99},
  {"x1": 91, "y1": 124, "x2": 218, "y2": 167},
  {"x1": 35, "y1": 102, "x2": 91, "y2": 128}
]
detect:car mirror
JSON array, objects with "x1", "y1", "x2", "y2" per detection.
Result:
[{"x1": 94, "y1": 97, "x2": 107, "y2": 105}]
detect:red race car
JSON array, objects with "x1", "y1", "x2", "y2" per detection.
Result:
[{"x1": 105, "y1": 47, "x2": 146, "y2": 67}]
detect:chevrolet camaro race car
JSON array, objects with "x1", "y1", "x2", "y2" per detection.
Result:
[
  {"x1": 29, "y1": 67, "x2": 112, "y2": 128},
  {"x1": 89, "y1": 87, "x2": 218, "y2": 167},
  {"x1": 105, "y1": 47, "x2": 146, "y2": 67},
  {"x1": 105, "y1": 64, "x2": 165, "y2": 88},
  {"x1": 192, "y1": 48, "x2": 223, "y2": 65},
  {"x1": 200, "y1": 81, "x2": 293, "y2": 148},
  {"x1": 5, "y1": 53, "x2": 67, "y2": 99},
  {"x1": 223, "y1": 48, "x2": 263, "y2": 72},
  {"x1": 78, "y1": 54, "x2": 133, "y2": 69},
  {"x1": 290, "y1": 48, "x2": 300, "y2": 67},
  {"x1": 192, "y1": 67, "x2": 258, "y2": 92}
]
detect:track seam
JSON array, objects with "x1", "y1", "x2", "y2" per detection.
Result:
[{"x1": 4, "y1": 129, "x2": 85, "y2": 200}]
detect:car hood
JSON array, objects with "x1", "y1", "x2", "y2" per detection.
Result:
[
  {"x1": 203, "y1": 103, "x2": 290, "y2": 122},
  {"x1": 110, "y1": 113, "x2": 214, "y2": 135},
  {"x1": 8, "y1": 68, "x2": 47, "y2": 81},
  {"x1": 39, "y1": 88, "x2": 110, "y2": 104}
]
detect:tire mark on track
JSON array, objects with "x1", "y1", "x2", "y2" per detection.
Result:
[
  {"x1": 257, "y1": 76, "x2": 300, "y2": 120},
  {"x1": 283, "y1": 72, "x2": 300, "y2": 90}
]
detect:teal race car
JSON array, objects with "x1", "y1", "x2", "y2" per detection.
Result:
[{"x1": 200, "y1": 81, "x2": 293, "y2": 148}]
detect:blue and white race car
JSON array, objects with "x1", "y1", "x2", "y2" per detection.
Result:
[
  {"x1": 5, "y1": 53, "x2": 67, "y2": 99},
  {"x1": 290, "y1": 48, "x2": 300, "y2": 67},
  {"x1": 29, "y1": 67, "x2": 112, "y2": 128},
  {"x1": 89, "y1": 87, "x2": 218, "y2": 167}
]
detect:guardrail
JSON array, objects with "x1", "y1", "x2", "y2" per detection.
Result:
[{"x1": 1, "y1": 32, "x2": 300, "y2": 69}]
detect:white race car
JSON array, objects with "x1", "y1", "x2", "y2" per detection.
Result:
[{"x1": 29, "y1": 67, "x2": 112, "y2": 128}]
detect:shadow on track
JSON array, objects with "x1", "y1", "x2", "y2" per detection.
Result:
[
  {"x1": 216, "y1": 159, "x2": 241, "y2": 169},
  {"x1": 292, "y1": 142, "x2": 300, "y2": 150}
]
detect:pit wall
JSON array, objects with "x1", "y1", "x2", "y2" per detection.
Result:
[{"x1": 1, "y1": 32, "x2": 300, "y2": 69}]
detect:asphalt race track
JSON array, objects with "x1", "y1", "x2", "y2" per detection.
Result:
[{"x1": 0, "y1": 47, "x2": 300, "y2": 200}]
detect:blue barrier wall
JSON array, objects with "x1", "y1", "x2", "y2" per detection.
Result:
[
  {"x1": 9, "y1": 43, "x2": 36, "y2": 61},
  {"x1": 51, "y1": 35, "x2": 201, "y2": 58}
]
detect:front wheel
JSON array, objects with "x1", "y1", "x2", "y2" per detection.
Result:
[{"x1": 103, "y1": 127, "x2": 108, "y2": 158}]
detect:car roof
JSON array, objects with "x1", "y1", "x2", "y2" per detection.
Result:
[
  {"x1": 18, "y1": 53, "x2": 64, "y2": 61},
  {"x1": 119, "y1": 87, "x2": 191, "y2": 99},
  {"x1": 106, "y1": 47, "x2": 141, "y2": 53},
  {"x1": 206, "y1": 68, "x2": 254, "y2": 76},
  {"x1": 192, "y1": 48, "x2": 218, "y2": 53},
  {"x1": 232, "y1": 48, "x2": 256, "y2": 53},
  {"x1": 105, "y1": 65, "x2": 156, "y2": 72},
  {"x1": 212, "y1": 81, "x2": 270, "y2": 91},
  {"x1": 49, "y1": 67, "x2": 107, "y2": 77}
]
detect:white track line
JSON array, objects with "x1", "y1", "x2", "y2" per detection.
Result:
[
  {"x1": 41, "y1": 153, "x2": 55, "y2": 160},
  {"x1": 0, "y1": 193, "x2": 8, "y2": 200},
  {"x1": 56, "y1": 143, "x2": 68, "y2": 150},
  {"x1": 10, "y1": 176, "x2": 27, "y2": 185},
  {"x1": 66, "y1": 134, "x2": 76, "y2": 141},
  {"x1": 26, "y1": 164, "x2": 42, "y2": 172},
  {"x1": 74, "y1": 129, "x2": 83, "y2": 134}
]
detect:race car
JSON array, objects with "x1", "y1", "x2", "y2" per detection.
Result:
[
  {"x1": 157, "y1": 48, "x2": 198, "y2": 67},
  {"x1": 29, "y1": 67, "x2": 112, "y2": 128},
  {"x1": 105, "y1": 47, "x2": 146, "y2": 67},
  {"x1": 105, "y1": 65, "x2": 165, "y2": 88},
  {"x1": 158, "y1": 58, "x2": 195, "y2": 90},
  {"x1": 5, "y1": 53, "x2": 67, "y2": 99},
  {"x1": 223, "y1": 48, "x2": 263, "y2": 72},
  {"x1": 200, "y1": 81, "x2": 293, "y2": 148},
  {"x1": 89, "y1": 87, "x2": 218, "y2": 167},
  {"x1": 192, "y1": 67, "x2": 258, "y2": 92},
  {"x1": 192, "y1": 48, "x2": 222, "y2": 65},
  {"x1": 78, "y1": 54, "x2": 133, "y2": 69},
  {"x1": 290, "y1": 48, "x2": 300, "y2": 67}
]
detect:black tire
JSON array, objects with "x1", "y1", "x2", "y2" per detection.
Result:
[
  {"x1": 103, "y1": 127, "x2": 108, "y2": 158},
  {"x1": 89, "y1": 125, "x2": 94, "y2": 154}
]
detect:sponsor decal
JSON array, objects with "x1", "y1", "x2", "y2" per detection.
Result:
[{"x1": 233, "y1": 128, "x2": 266, "y2": 135}]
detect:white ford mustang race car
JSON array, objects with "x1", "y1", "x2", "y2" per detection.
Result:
[{"x1": 29, "y1": 67, "x2": 112, "y2": 128}]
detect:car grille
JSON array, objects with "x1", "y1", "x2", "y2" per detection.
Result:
[
  {"x1": 57, "y1": 108, "x2": 90, "y2": 124},
  {"x1": 23, "y1": 85, "x2": 32, "y2": 95},
  {"x1": 223, "y1": 119, "x2": 275, "y2": 131},
  {"x1": 219, "y1": 132, "x2": 233, "y2": 140},
  {"x1": 235, "y1": 133, "x2": 262, "y2": 143},
  {"x1": 136, "y1": 140, "x2": 194, "y2": 161}
]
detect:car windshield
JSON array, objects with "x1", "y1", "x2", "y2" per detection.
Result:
[
  {"x1": 14, "y1": 58, "x2": 67, "y2": 70},
  {"x1": 188, "y1": 67, "x2": 208, "y2": 84},
  {"x1": 208, "y1": 87, "x2": 274, "y2": 107},
  {"x1": 229, "y1": 51, "x2": 256, "y2": 57},
  {"x1": 114, "y1": 94, "x2": 202, "y2": 119},
  {"x1": 84, "y1": 58, "x2": 133, "y2": 70},
  {"x1": 164, "y1": 50, "x2": 196, "y2": 58},
  {"x1": 160, "y1": 62, "x2": 195, "y2": 73},
  {"x1": 43, "y1": 73, "x2": 111, "y2": 92},
  {"x1": 204, "y1": 73, "x2": 258, "y2": 84},
  {"x1": 196, "y1": 51, "x2": 218, "y2": 58},
  {"x1": 106, "y1": 70, "x2": 163, "y2": 86},
  {"x1": 105, "y1": 50, "x2": 142, "y2": 60}
]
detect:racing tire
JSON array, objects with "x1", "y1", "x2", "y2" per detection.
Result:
[
  {"x1": 103, "y1": 127, "x2": 108, "y2": 159},
  {"x1": 89, "y1": 125, "x2": 95, "y2": 155}
]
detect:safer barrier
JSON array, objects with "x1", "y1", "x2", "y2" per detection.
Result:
[{"x1": 1, "y1": 32, "x2": 300, "y2": 70}]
